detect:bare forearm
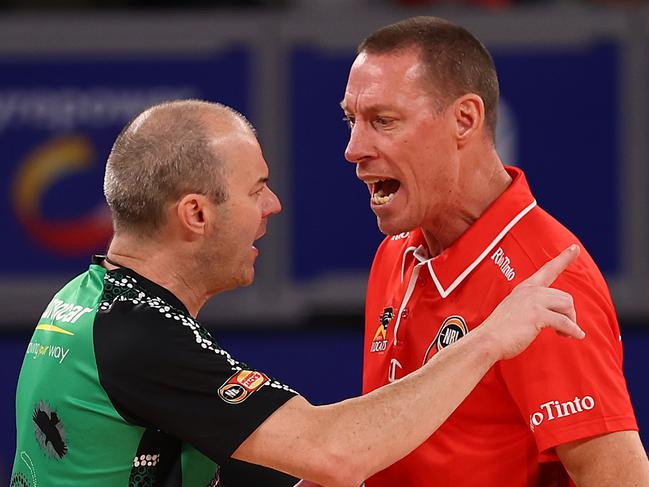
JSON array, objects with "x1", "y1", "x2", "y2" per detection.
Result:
[
  {"x1": 558, "y1": 431, "x2": 649, "y2": 487},
  {"x1": 234, "y1": 247, "x2": 585, "y2": 486},
  {"x1": 234, "y1": 330, "x2": 498, "y2": 486},
  {"x1": 311, "y1": 327, "x2": 498, "y2": 480}
]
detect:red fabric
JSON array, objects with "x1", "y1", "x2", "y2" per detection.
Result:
[{"x1": 363, "y1": 167, "x2": 637, "y2": 486}]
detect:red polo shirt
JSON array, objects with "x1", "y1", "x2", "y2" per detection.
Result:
[{"x1": 363, "y1": 166, "x2": 637, "y2": 486}]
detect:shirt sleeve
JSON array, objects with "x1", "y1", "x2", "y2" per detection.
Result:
[
  {"x1": 93, "y1": 300, "x2": 298, "y2": 464},
  {"x1": 498, "y1": 267, "x2": 638, "y2": 454}
]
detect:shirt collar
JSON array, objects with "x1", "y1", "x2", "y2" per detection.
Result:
[
  {"x1": 91, "y1": 255, "x2": 190, "y2": 314},
  {"x1": 407, "y1": 166, "x2": 537, "y2": 298}
]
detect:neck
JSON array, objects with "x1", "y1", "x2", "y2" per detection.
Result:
[
  {"x1": 422, "y1": 154, "x2": 511, "y2": 257},
  {"x1": 104, "y1": 233, "x2": 209, "y2": 318}
]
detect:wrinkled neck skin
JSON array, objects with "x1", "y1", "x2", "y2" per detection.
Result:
[
  {"x1": 422, "y1": 149, "x2": 511, "y2": 257},
  {"x1": 103, "y1": 232, "x2": 210, "y2": 318}
]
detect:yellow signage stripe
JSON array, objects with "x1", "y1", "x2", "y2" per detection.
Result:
[{"x1": 36, "y1": 324, "x2": 74, "y2": 336}]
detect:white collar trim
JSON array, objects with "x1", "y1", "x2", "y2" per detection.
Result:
[
  {"x1": 399, "y1": 199, "x2": 536, "y2": 299},
  {"x1": 427, "y1": 199, "x2": 537, "y2": 298}
]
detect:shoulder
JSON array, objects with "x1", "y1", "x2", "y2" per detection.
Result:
[
  {"x1": 504, "y1": 205, "x2": 615, "y2": 314},
  {"x1": 506, "y1": 207, "x2": 601, "y2": 278},
  {"x1": 505, "y1": 206, "x2": 576, "y2": 268},
  {"x1": 93, "y1": 270, "x2": 222, "y2": 370}
]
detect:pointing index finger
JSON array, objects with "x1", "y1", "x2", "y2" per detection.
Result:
[{"x1": 525, "y1": 245, "x2": 580, "y2": 287}]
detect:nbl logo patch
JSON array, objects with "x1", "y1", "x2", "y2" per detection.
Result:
[
  {"x1": 369, "y1": 307, "x2": 393, "y2": 353},
  {"x1": 422, "y1": 315, "x2": 468, "y2": 364},
  {"x1": 218, "y1": 370, "x2": 269, "y2": 404}
]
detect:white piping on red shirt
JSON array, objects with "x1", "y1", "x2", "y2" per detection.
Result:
[
  {"x1": 393, "y1": 246, "x2": 430, "y2": 346},
  {"x1": 392, "y1": 199, "x2": 537, "y2": 345}
]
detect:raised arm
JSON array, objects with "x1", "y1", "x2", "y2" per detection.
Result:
[{"x1": 234, "y1": 245, "x2": 584, "y2": 487}]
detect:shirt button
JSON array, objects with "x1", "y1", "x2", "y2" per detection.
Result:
[{"x1": 401, "y1": 308, "x2": 409, "y2": 319}]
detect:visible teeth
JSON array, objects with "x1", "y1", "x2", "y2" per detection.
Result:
[{"x1": 372, "y1": 192, "x2": 395, "y2": 205}]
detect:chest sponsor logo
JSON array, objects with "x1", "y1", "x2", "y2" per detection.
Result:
[
  {"x1": 33, "y1": 401, "x2": 68, "y2": 460},
  {"x1": 26, "y1": 341, "x2": 70, "y2": 365},
  {"x1": 370, "y1": 307, "x2": 393, "y2": 353},
  {"x1": 218, "y1": 370, "x2": 269, "y2": 404},
  {"x1": 491, "y1": 247, "x2": 516, "y2": 281},
  {"x1": 529, "y1": 395, "x2": 596, "y2": 431},
  {"x1": 422, "y1": 315, "x2": 468, "y2": 364}
]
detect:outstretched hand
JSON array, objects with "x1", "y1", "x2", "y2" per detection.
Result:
[{"x1": 480, "y1": 244, "x2": 584, "y2": 361}]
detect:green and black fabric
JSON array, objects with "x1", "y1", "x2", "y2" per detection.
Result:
[{"x1": 11, "y1": 256, "x2": 297, "y2": 487}]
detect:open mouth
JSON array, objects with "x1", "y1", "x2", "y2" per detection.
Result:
[
  {"x1": 254, "y1": 223, "x2": 267, "y2": 242},
  {"x1": 252, "y1": 226, "x2": 267, "y2": 254},
  {"x1": 369, "y1": 178, "x2": 401, "y2": 206}
]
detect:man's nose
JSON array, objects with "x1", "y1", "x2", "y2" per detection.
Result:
[
  {"x1": 344, "y1": 123, "x2": 376, "y2": 164},
  {"x1": 263, "y1": 187, "x2": 282, "y2": 218}
]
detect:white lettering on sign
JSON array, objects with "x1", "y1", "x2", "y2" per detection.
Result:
[{"x1": 0, "y1": 87, "x2": 197, "y2": 132}]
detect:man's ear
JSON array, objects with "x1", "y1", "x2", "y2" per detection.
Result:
[
  {"x1": 454, "y1": 94, "x2": 485, "y2": 147},
  {"x1": 176, "y1": 193, "x2": 208, "y2": 237}
]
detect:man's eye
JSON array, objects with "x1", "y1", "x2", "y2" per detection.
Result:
[
  {"x1": 342, "y1": 116, "x2": 355, "y2": 128},
  {"x1": 374, "y1": 117, "x2": 392, "y2": 127}
]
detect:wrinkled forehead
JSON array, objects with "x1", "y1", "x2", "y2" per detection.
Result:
[{"x1": 342, "y1": 51, "x2": 432, "y2": 112}]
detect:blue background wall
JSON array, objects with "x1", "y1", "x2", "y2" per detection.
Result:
[{"x1": 1, "y1": 8, "x2": 648, "y2": 485}]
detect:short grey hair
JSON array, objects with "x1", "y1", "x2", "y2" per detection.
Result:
[{"x1": 104, "y1": 99, "x2": 251, "y2": 233}]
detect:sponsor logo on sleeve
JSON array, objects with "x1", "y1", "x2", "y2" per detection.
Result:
[
  {"x1": 218, "y1": 370, "x2": 269, "y2": 404},
  {"x1": 26, "y1": 341, "x2": 70, "y2": 365},
  {"x1": 369, "y1": 307, "x2": 393, "y2": 353},
  {"x1": 529, "y1": 395, "x2": 596, "y2": 431},
  {"x1": 40, "y1": 298, "x2": 93, "y2": 327},
  {"x1": 422, "y1": 315, "x2": 468, "y2": 364}
]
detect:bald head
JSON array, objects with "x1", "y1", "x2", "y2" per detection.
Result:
[{"x1": 104, "y1": 99, "x2": 254, "y2": 234}]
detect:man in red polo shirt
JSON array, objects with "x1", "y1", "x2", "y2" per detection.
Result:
[{"x1": 341, "y1": 16, "x2": 649, "y2": 486}]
